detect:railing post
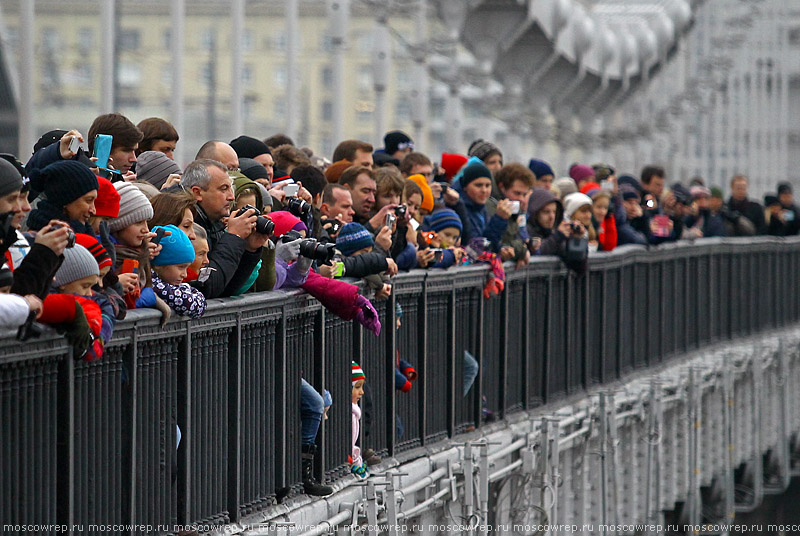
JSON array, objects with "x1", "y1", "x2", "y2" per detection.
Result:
[
  {"x1": 447, "y1": 285, "x2": 456, "y2": 438},
  {"x1": 120, "y1": 332, "x2": 138, "y2": 535},
  {"x1": 475, "y1": 280, "x2": 485, "y2": 426},
  {"x1": 522, "y1": 270, "x2": 531, "y2": 409},
  {"x1": 385, "y1": 292, "x2": 397, "y2": 455},
  {"x1": 499, "y1": 277, "x2": 509, "y2": 416},
  {"x1": 177, "y1": 324, "x2": 192, "y2": 524},
  {"x1": 227, "y1": 313, "x2": 243, "y2": 522},
  {"x1": 419, "y1": 274, "x2": 428, "y2": 443},
  {"x1": 275, "y1": 308, "x2": 289, "y2": 489},
  {"x1": 314, "y1": 307, "x2": 327, "y2": 478},
  {"x1": 56, "y1": 347, "x2": 75, "y2": 533}
]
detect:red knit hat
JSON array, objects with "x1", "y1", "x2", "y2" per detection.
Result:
[
  {"x1": 579, "y1": 181, "x2": 601, "y2": 195},
  {"x1": 440, "y1": 153, "x2": 468, "y2": 180},
  {"x1": 74, "y1": 233, "x2": 112, "y2": 270},
  {"x1": 93, "y1": 177, "x2": 121, "y2": 218},
  {"x1": 268, "y1": 210, "x2": 307, "y2": 238}
]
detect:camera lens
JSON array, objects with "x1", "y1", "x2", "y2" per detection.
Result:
[
  {"x1": 287, "y1": 197, "x2": 311, "y2": 217},
  {"x1": 254, "y1": 216, "x2": 275, "y2": 236}
]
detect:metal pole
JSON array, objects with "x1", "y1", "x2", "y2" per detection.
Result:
[
  {"x1": 372, "y1": 15, "x2": 390, "y2": 145},
  {"x1": 17, "y1": 0, "x2": 34, "y2": 158},
  {"x1": 171, "y1": 0, "x2": 186, "y2": 165},
  {"x1": 328, "y1": 0, "x2": 350, "y2": 144},
  {"x1": 100, "y1": 0, "x2": 116, "y2": 113},
  {"x1": 286, "y1": 0, "x2": 299, "y2": 141},
  {"x1": 411, "y1": 0, "x2": 429, "y2": 149},
  {"x1": 231, "y1": 0, "x2": 245, "y2": 138}
]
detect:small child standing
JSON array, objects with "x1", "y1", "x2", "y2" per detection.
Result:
[
  {"x1": 150, "y1": 225, "x2": 207, "y2": 319},
  {"x1": 351, "y1": 361, "x2": 369, "y2": 480}
]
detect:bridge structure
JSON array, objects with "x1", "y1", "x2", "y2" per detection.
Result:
[{"x1": 2, "y1": 237, "x2": 800, "y2": 535}]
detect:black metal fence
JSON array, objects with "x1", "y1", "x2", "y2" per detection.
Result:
[{"x1": 2, "y1": 237, "x2": 799, "y2": 535}]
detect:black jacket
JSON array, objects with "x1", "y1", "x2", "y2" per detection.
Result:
[
  {"x1": 193, "y1": 204, "x2": 262, "y2": 298},
  {"x1": 10, "y1": 243, "x2": 63, "y2": 298},
  {"x1": 342, "y1": 251, "x2": 389, "y2": 278},
  {"x1": 728, "y1": 197, "x2": 766, "y2": 235}
]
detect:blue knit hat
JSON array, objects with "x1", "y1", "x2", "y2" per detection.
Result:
[
  {"x1": 151, "y1": 224, "x2": 196, "y2": 266},
  {"x1": 422, "y1": 208, "x2": 463, "y2": 233},
  {"x1": 336, "y1": 223, "x2": 374, "y2": 256},
  {"x1": 528, "y1": 159, "x2": 554, "y2": 179}
]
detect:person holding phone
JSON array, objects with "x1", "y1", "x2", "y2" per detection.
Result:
[
  {"x1": 486, "y1": 163, "x2": 536, "y2": 268},
  {"x1": 26, "y1": 160, "x2": 99, "y2": 235},
  {"x1": 453, "y1": 160, "x2": 512, "y2": 253}
]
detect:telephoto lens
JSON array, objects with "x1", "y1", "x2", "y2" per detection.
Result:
[
  {"x1": 286, "y1": 197, "x2": 312, "y2": 217},
  {"x1": 236, "y1": 204, "x2": 274, "y2": 235},
  {"x1": 299, "y1": 239, "x2": 336, "y2": 265}
]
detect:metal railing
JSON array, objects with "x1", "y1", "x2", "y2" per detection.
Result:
[{"x1": 2, "y1": 237, "x2": 799, "y2": 535}]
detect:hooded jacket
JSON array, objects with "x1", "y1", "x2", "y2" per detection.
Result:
[
  {"x1": 452, "y1": 183, "x2": 508, "y2": 252},
  {"x1": 526, "y1": 189, "x2": 564, "y2": 256}
]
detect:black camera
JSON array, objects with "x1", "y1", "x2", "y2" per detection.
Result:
[
  {"x1": 570, "y1": 222, "x2": 582, "y2": 234},
  {"x1": 321, "y1": 218, "x2": 342, "y2": 235},
  {"x1": 394, "y1": 205, "x2": 407, "y2": 219},
  {"x1": 282, "y1": 230, "x2": 336, "y2": 265},
  {"x1": 49, "y1": 223, "x2": 76, "y2": 248},
  {"x1": 236, "y1": 204, "x2": 275, "y2": 236},
  {"x1": 286, "y1": 197, "x2": 312, "y2": 217}
]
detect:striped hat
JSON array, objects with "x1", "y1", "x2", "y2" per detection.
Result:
[
  {"x1": 336, "y1": 223, "x2": 374, "y2": 256},
  {"x1": 352, "y1": 361, "x2": 366, "y2": 385},
  {"x1": 74, "y1": 233, "x2": 112, "y2": 270},
  {"x1": 422, "y1": 208, "x2": 462, "y2": 233}
]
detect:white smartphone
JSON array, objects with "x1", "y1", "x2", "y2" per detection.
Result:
[
  {"x1": 509, "y1": 200, "x2": 521, "y2": 215},
  {"x1": 284, "y1": 183, "x2": 299, "y2": 197},
  {"x1": 409, "y1": 218, "x2": 420, "y2": 231},
  {"x1": 69, "y1": 136, "x2": 82, "y2": 154}
]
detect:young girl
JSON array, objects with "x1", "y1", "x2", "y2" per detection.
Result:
[
  {"x1": 351, "y1": 362, "x2": 368, "y2": 480},
  {"x1": 588, "y1": 189, "x2": 617, "y2": 251},
  {"x1": 150, "y1": 224, "x2": 207, "y2": 319},
  {"x1": 563, "y1": 193, "x2": 597, "y2": 250}
]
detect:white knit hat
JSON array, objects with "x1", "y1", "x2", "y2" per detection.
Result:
[
  {"x1": 54, "y1": 244, "x2": 100, "y2": 288},
  {"x1": 563, "y1": 192, "x2": 593, "y2": 220},
  {"x1": 109, "y1": 182, "x2": 154, "y2": 232}
]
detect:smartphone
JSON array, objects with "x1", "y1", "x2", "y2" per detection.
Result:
[
  {"x1": 409, "y1": 218, "x2": 420, "y2": 231},
  {"x1": 151, "y1": 227, "x2": 167, "y2": 246},
  {"x1": 332, "y1": 261, "x2": 345, "y2": 278},
  {"x1": 93, "y1": 134, "x2": 113, "y2": 169},
  {"x1": 68, "y1": 136, "x2": 82, "y2": 154},
  {"x1": 509, "y1": 200, "x2": 521, "y2": 215},
  {"x1": 430, "y1": 248, "x2": 443, "y2": 262},
  {"x1": 601, "y1": 180, "x2": 614, "y2": 191},
  {"x1": 121, "y1": 258, "x2": 139, "y2": 274},
  {"x1": 385, "y1": 213, "x2": 396, "y2": 228},
  {"x1": 284, "y1": 183, "x2": 299, "y2": 197}
]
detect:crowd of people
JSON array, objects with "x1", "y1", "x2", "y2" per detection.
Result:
[{"x1": 0, "y1": 112, "x2": 793, "y2": 502}]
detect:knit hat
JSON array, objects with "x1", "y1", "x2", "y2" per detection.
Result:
[
  {"x1": 74, "y1": 233, "x2": 112, "y2": 270},
  {"x1": 336, "y1": 223, "x2": 374, "y2": 256},
  {"x1": 528, "y1": 159, "x2": 554, "y2": 179},
  {"x1": 690, "y1": 185, "x2": 711, "y2": 199},
  {"x1": 54, "y1": 244, "x2": 100, "y2": 288},
  {"x1": 109, "y1": 182, "x2": 154, "y2": 232},
  {"x1": 33, "y1": 129, "x2": 68, "y2": 154},
  {"x1": 325, "y1": 159, "x2": 352, "y2": 183},
  {"x1": 563, "y1": 193, "x2": 593, "y2": 220},
  {"x1": 408, "y1": 174, "x2": 434, "y2": 212},
  {"x1": 579, "y1": 181, "x2": 601, "y2": 195},
  {"x1": 269, "y1": 210, "x2": 307, "y2": 238},
  {"x1": 93, "y1": 176, "x2": 121, "y2": 218},
  {"x1": 0, "y1": 267, "x2": 12, "y2": 288},
  {"x1": 351, "y1": 361, "x2": 366, "y2": 385},
  {"x1": 230, "y1": 135, "x2": 271, "y2": 159},
  {"x1": 151, "y1": 224, "x2": 195, "y2": 266},
  {"x1": 569, "y1": 164, "x2": 594, "y2": 183},
  {"x1": 592, "y1": 163, "x2": 615, "y2": 182},
  {"x1": 384, "y1": 131, "x2": 413, "y2": 155},
  {"x1": 553, "y1": 177, "x2": 578, "y2": 198},
  {"x1": 460, "y1": 161, "x2": 492, "y2": 188},
  {"x1": 618, "y1": 175, "x2": 643, "y2": 194},
  {"x1": 671, "y1": 184, "x2": 693, "y2": 205},
  {"x1": 710, "y1": 186, "x2": 724, "y2": 199},
  {"x1": 619, "y1": 184, "x2": 640, "y2": 201},
  {"x1": 231, "y1": 171, "x2": 263, "y2": 210},
  {"x1": 764, "y1": 194, "x2": 780, "y2": 207},
  {"x1": 441, "y1": 153, "x2": 468, "y2": 180},
  {"x1": 467, "y1": 139, "x2": 502, "y2": 161},
  {"x1": 323, "y1": 389, "x2": 333, "y2": 408},
  {"x1": 239, "y1": 157, "x2": 270, "y2": 182},
  {"x1": 777, "y1": 182, "x2": 792, "y2": 196},
  {"x1": 0, "y1": 157, "x2": 23, "y2": 197},
  {"x1": 422, "y1": 208, "x2": 463, "y2": 233},
  {"x1": 28, "y1": 160, "x2": 99, "y2": 207},
  {"x1": 136, "y1": 151, "x2": 182, "y2": 189}
]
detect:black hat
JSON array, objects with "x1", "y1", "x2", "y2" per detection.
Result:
[
  {"x1": 29, "y1": 160, "x2": 99, "y2": 206},
  {"x1": 0, "y1": 268, "x2": 13, "y2": 288},
  {"x1": 671, "y1": 183, "x2": 693, "y2": 205},
  {"x1": 777, "y1": 182, "x2": 792, "y2": 196},
  {"x1": 764, "y1": 194, "x2": 780, "y2": 207},
  {"x1": 384, "y1": 130, "x2": 413, "y2": 155},
  {"x1": 33, "y1": 129, "x2": 68, "y2": 155},
  {"x1": 230, "y1": 135, "x2": 271, "y2": 159},
  {"x1": 239, "y1": 157, "x2": 269, "y2": 182},
  {"x1": 373, "y1": 151, "x2": 400, "y2": 168}
]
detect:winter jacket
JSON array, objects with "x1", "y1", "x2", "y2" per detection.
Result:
[
  {"x1": 352, "y1": 402, "x2": 362, "y2": 467},
  {"x1": 594, "y1": 215, "x2": 618, "y2": 252},
  {"x1": 152, "y1": 273, "x2": 207, "y2": 319},
  {"x1": 10, "y1": 243, "x2": 63, "y2": 298},
  {"x1": 0, "y1": 293, "x2": 31, "y2": 328},
  {"x1": 526, "y1": 189, "x2": 587, "y2": 274},
  {"x1": 684, "y1": 209, "x2": 727, "y2": 238},
  {"x1": 342, "y1": 251, "x2": 388, "y2": 278},
  {"x1": 452, "y1": 187, "x2": 508, "y2": 252},
  {"x1": 728, "y1": 197, "x2": 766, "y2": 235},
  {"x1": 486, "y1": 197, "x2": 530, "y2": 261},
  {"x1": 300, "y1": 270, "x2": 364, "y2": 321},
  {"x1": 193, "y1": 204, "x2": 263, "y2": 298},
  {"x1": 274, "y1": 257, "x2": 309, "y2": 290}
]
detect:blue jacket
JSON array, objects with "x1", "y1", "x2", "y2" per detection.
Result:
[{"x1": 453, "y1": 185, "x2": 507, "y2": 252}]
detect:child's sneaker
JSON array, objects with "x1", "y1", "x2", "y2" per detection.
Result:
[{"x1": 351, "y1": 462, "x2": 369, "y2": 480}]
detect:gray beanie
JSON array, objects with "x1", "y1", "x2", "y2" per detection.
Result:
[
  {"x1": 54, "y1": 244, "x2": 100, "y2": 288},
  {"x1": 0, "y1": 158, "x2": 24, "y2": 197},
  {"x1": 136, "y1": 151, "x2": 182, "y2": 189},
  {"x1": 553, "y1": 177, "x2": 578, "y2": 199},
  {"x1": 109, "y1": 182, "x2": 154, "y2": 232}
]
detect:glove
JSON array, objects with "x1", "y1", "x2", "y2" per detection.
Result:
[
  {"x1": 98, "y1": 220, "x2": 116, "y2": 267},
  {"x1": 399, "y1": 360, "x2": 418, "y2": 381},
  {"x1": 295, "y1": 255, "x2": 313, "y2": 275},
  {"x1": 395, "y1": 368, "x2": 412, "y2": 392},
  {"x1": 355, "y1": 294, "x2": 381, "y2": 337},
  {"x1": 351, "y1": 462, "x2": 369, "y2": 480},
  {"x1": 63, "y1": 302, "x2": 93, "y2": 359},
  {"x1": 276, "y1": 238, "x2": 301, "y2": 263}
]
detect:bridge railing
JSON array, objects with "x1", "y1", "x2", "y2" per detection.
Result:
[{"x1": 2, "y1": 237, "x2": 799, "y2": 534}]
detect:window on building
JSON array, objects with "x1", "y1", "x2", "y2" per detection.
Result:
[
  {"x1": 274, "y1": 33, "x2": 287, "y2": 52},
  {"x1": 322, "y1": 100, "x2": 333, "y2": 121},
  {"x1": 201, "y1": 28, "x2": 215, "y2": 51},
  {"x1": 78, "y1": 28, "x2": 93, "y2": 55},
  {"x1": 275, "y1": 65, "x2": 287, "y2": 85},
  {"x1": 320, "y1": 35, "x2": 334, "y2": 52},
  {"x1": 430, "y1": 98, "x2": 445, "y2": 120},
  {"x1": 119, "y1": 29, "x2": 141, "y2": 51},
  {"x1": 243, "y1": 29, "x2": 254, "y2": 51},
  {"x1": 200, "y1": 64, "x2": 213, "y2": 87},
  {"x1": 790, "y1": 27, "x2": 800, "y2": 46},
  {"x1": 395, "y1": 99, "x2": 411, "y2": 123},
  {"x1": 357, "y1": 65, "x2": 371, "y2": 92},
  {"x1": 274, "y1": 99, "x2": 286, "y2": 121},
  {"x1": 42, "y1": 29, "x2": 59, "y2": 52},
  {"x1": 242, "y1": 65, "x2": 253, "y2": 85},
  {"x1": 321, "y1": 67, "x2": 333, "y2": 87},
  {"x1": 118, "y1": 62, "x2": 142, "y2": 88},
  {"x1": 163, "y1": 29, "x2": 171, "y2": 50}
]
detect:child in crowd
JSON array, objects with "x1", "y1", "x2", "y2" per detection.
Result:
[
  {"x1": 74, "y1": 233, "x2": 123, "y2": 343},
  {"x1": 351, "y1": 362, "x2": 368, "y2": 480},
  {"x1": 419, "y1": 208, "x2": 465, "y2": 269},
  {"x1": 150, "y1": 225, "x2": 207, "y2": 318},
  {"x1": 186, "y1": 224, "x2": 210, "y2": 282},
  {"x1": 563, "y1": 193, "x2": 597, "y2": 250},
  {"x1": 587, "y1": 188, "x2": 617, "y2": 251},
  {"x1": 336, "y1": 223, "x2": 391, "y2": 299}
]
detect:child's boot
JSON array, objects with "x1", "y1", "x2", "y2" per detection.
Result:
[{"x1": 302, "y1": 444, "x2": 333, "y2": 496}]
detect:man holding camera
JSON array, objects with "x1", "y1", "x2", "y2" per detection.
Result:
[{"x1": 181, "y1": 159, "x2": 268, "y2": 298}]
